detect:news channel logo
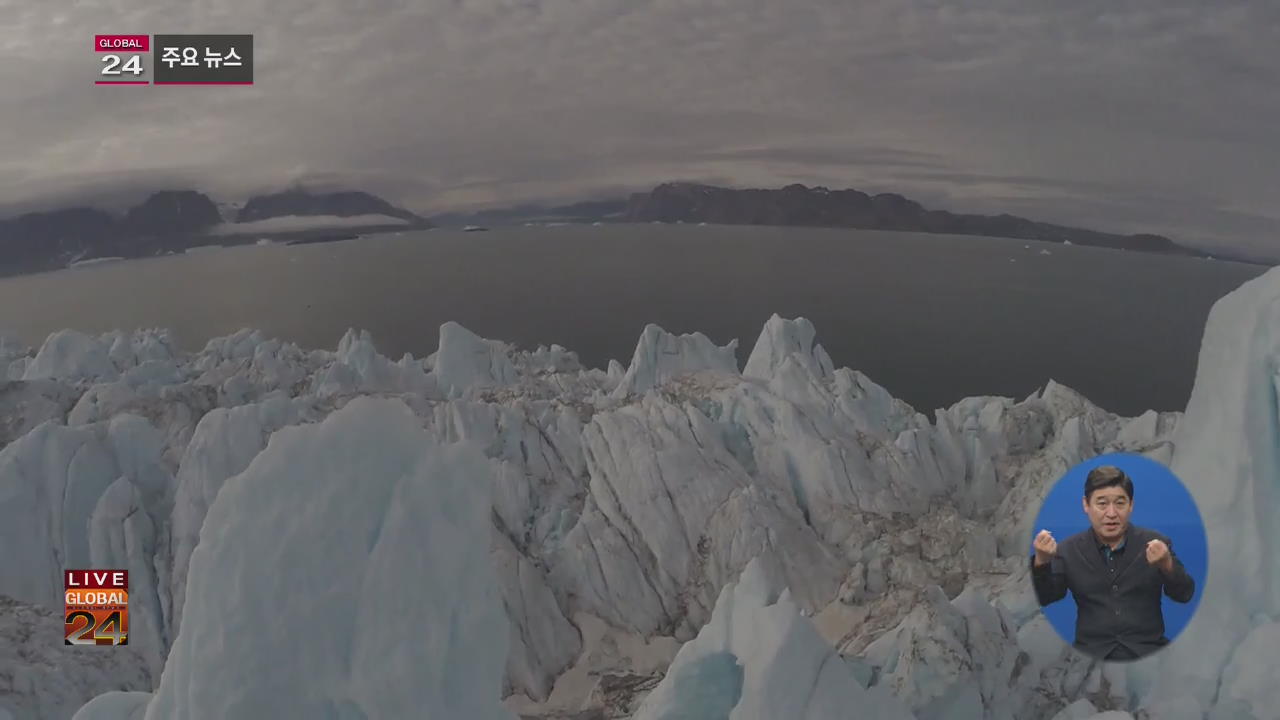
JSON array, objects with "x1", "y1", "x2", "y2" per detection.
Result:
[{"x1": 95, "y1": 34, "x2": 253, "y2": 85}]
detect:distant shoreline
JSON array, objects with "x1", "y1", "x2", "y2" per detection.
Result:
[
  {"x1": 0, "y1": 223, "x2": 1261, "y2": 416},
  {"x1": 0, "y1": 222, "x2": 1270, "y2": 282}
]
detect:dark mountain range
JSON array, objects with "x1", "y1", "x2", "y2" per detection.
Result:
[
  {"x1": 123, "y1": 190, "x2": 223, "y2": 236},
  {"x1": 624, "y1": 182, "x2": 1208, "y2": 257},
  {"x1": 0, "y1": 182, "x2": 1266, "y2": 277},
  {"x1": 237, "y1": 189, "x2": 428, "y2": 224},
  {"x1": 426, "y1": 183, "x2": 1270, "y2": 263},
  {"x1": 0, "y1": 189, "x2": 429, "y2": 277},
  {"x1": 429, "y1": 199, "x2": 628, "y2": 228},
  {"x1": 0, "y1": 207, "x2": 124, "y2": 273}
]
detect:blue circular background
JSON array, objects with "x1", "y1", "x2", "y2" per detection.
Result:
[{"x1": 1030, "y1": 453, "x2": 1207, "y2": 649}]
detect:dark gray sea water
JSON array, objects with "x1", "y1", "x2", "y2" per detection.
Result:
[{"x1": 0, "y1": 224, "x2": 1265, "y2": 415}]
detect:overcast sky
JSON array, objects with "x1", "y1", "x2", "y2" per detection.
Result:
[{"x1": 1, "y1": 0, "x2": 1277, "y2": 254}]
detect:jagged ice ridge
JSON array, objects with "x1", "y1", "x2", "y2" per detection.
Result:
[{"x1": 0, "y1": 268, "x2": 1276, "y2": 719}]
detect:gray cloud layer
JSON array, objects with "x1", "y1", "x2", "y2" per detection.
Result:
[{"x1": 2, "y1": 0, "x2": 1277, "y2": 253}]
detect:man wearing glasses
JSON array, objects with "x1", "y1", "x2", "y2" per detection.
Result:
[{"x1": 1031, "y1": 466, "x2": 1196, "y2": 661}]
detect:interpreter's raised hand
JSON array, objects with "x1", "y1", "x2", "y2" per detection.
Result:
[
  {"x1": 1033, "y1": 529, "x2": 1058, "y2": 567},
  {"x1": 1146, "y1": 538, "x2": 1173, "y2": 573}
]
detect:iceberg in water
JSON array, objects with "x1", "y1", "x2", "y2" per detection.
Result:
[{"x1": 73, "y1": 397, "x2": 513, "y2": 720}]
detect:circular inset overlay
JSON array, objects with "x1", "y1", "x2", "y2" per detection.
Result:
[{"x1": 1029, "y1": 453, "x2": 1206, "y2": 655}]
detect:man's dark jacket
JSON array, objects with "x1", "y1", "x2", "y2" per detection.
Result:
[{"x1": 1031, "y1": 524, "x2": 1195, "y2": 659}]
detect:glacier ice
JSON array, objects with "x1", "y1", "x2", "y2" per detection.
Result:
[
  {"x1": 28, "y1": 308, "x2": 1182, "y2": 719},
  {"x1": 102, "y1": 329, "x2": 175, "y2": 370},
  {"x1": 632, "y1": 558, "x2": 913, "y2": 720},
  {"x1": 0, "y1": 422, "x2": 120, "y2": 608},
  {"x1": 552, "y1": 392, "x2": 849, "y2": 639},
  {"x1": 0, "y1": 333, "x2": 27, "y2": 359},
  {"x1": 1, "y1": 334, "x2": 31, "y2": 382},
  {"x1": 1134, "y1": 268, "x2": 1280, "y2": 716},
  {"x1": 164, "y1": 396, "x2": 314, "y2": 646},
  {"x1": 23, "y1": 330, "x2": 118, "y2": 382},
  {"x1": 434, "y1": 321, "x2": 518, "y2": 398},
  {"x1": 1215, "y1": 621, "x2": 1280, "y2": 719},
  {"x1": 123, "y1": 397, "x2": 512, "y2": 720},
  {"x1": 492, "y1": 531, "x2": 582, "y2": 702},
  {"x1": 612, "y1": 323, "x2": 739, "y2": 397},
  {"x1": 0, "y1": 379, "x2": 79, "y2": 446},
  {"x1": 742, "y1": 314, "x2": 834, "y2": 381},
  {"x1": 859, "y1": 583, "x2": 1039, "y2": 720},
  {"x1": 1049, "y1": 699, "x2": 1098, "y2": 720},
  {"x1": 86, "y1": 476, "x2": 166, "y2": 680},
  {"x1": 71, "y1": 693, "x2": 150, "y2": 720},
  {"x1": 0, "y1": 267, "x2": 1275, "y2": 720},
  {"x1": 311, "y1": 328, "x2": 435, "y2": 397},
  {"x1": 0, "y1": 412, "x2": 177, "y2": 683},
  {"x1": 0, "y1": 595, "x2": 150, "y2": 720}
]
